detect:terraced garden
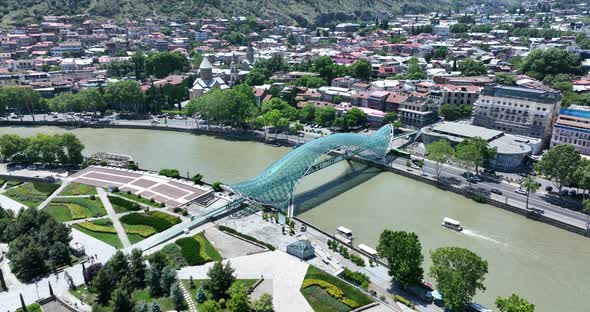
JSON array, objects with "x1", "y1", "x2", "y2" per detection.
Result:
[
  {"x1": 3, "y1": 182, "x2": 60, "y2": 207},
  {"x1": 300, "y1": 266, "x2": 374, "y2": 312},
  {"x1": 72, "y1": 218, "x2": 122, "y2": 248},
  {"x1": 59, "y1": 182, "x2": 97, "y2": 196},
  {"x1": 108, "y1": 195, "x2": 142, "y2": 213},
  {"x1": 44, "y1": 197, "x2": 106, "y2": 222}
]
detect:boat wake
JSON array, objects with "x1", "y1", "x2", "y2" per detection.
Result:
[{"x1": 462, "y1": 229, "x2": 508, "y2": 247}]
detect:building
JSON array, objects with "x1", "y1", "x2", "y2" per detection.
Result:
[
  {"x1": 189, "y1": 56, "x2": 229, "y2": 98},
  {"x1": 472, "y1": 84, "x2": 562, "y2": 145},
  {"x1": 286, "y1": 240, "x2": 315, "y2": 260},
  {"x1": 551, "y1": 106, "x2": 590, "y2": 155},
  {"x1": 439, "y1": 84, "x2": 481, "y2": 106},
  {"x1": 422, "y1": 122, "x2": 542, "y2": 172},
  {"x1": 399, "y1": 96, "x2": 439, "y2": 128}
]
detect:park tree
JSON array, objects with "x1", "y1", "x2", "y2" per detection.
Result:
[
  {"x1": 0, "y1": 86, "x2": 43, "y2": 121},
  {"x1": 426, "y1": 140, "x2": 455, "y2": 182},
  {"x1": 170, "y1": 282, "x2": 185, "y2": 311},
  {"x1": 520, "y1": 176, "x2": 540, "y2": 210},
  {"x1": 160, "y1": 266, "x2": 178, "y2": 294},
  {"x1": 298, "y1": 104, "x2": 317, "y2": 124},
  {"x1": 199, "y1": 300, "x2": 222, "y2": 312},
  {"x1": 251, "y1": 293, "x2": 274, "y2": 312},
  {"x1": 430, "y1": 247, "x2": 488, "y2": 311},
  {"x1": 459, "y1": 58, "x2": 487, "y2": 76},
  {"x1": 292, "y1": 75, "x2": 327, "y2": 88},
  {"x1": 0, "y1": 134, "x2": 29, "y2": 161},
  {"x1": 494, "y1": 73, "x2": 517, "y2": 86},
  {"x1": 0, "y1": 269, "x2": 6, "y2": 291},
  {"x1": 496, "y1": 294, "x2": 535, "y2": 312},
  {"x1": 520, "y1": 48, "x2": 582, "y2": 80},
  {"x1": 226, "y1": 290, "x2": 250, "y2": 312},
  {"x1": 382, "y1": 112, "x2": 398, "y2": 125},
  {"x1": 93, "y1": 268, "x2": 114, "y2": 305},
  {"x1": 145, "y1": 51, "x2": 189, "y2": 78},
  {"x1": 377, "y1": 230, "x2": 424, "y2": 288},
  {"x1": 147, "y1": 266, "x2": 163, "y2": 297},
  {"x1": 60, "y1": 133, "x2": 85, "y2": 164},
  {"x1": 314, "y1": 106, "x2": 336, "y2": 127},
  {"x1": 196, "y1": 286, "x2": 207, "y2": 303},
  {"x1": 129, "y1": 249, "x2": 146, "y2": 290},
  {"x1": 151, "y1": 301, "x2": 161, "y2": 312},
  {"x1": 349, "y1": 59, "x2": 372, "y2": 80},
  {"x1": 455, "y1": 137, "x2": 496, "y2": 176},
  {"x1": 244, "y1": 68, "x2": 270, "y2": 86},
  {"x1": 132, "y1": 51, "x2": 146, "y2": 80},
  {"x1": 105, "y1": 80, "x2": 146, "y2": 114},
  {"x1": 440, "y1": 104, "x2": 472, "y2": 121},
  {"x1": 336, "y1": 107, "x2": 366, "y2": 129},
  {"x1": 111, "y1": 287, "x2": 135, "y2": 312},
  {"x1": 204, "y1": 261, "x2": 236, "y2": 300},
  {"x1": 48, "y1": 242, "x2": 71, "y2": 267},
  {"x1": 535, "y1": 144, "x2": 581, "y2": 196},
  {"x1": 10, "y1": 244, "x2": 48, "y2": 282}
]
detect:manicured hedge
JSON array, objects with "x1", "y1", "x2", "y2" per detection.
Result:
[
  {"x1": 301, "y1": 279, "x2": 359, "y2": 309},
  {"x1": 120, "y1": 211, "x2": 180, "y2": 232},
  {"x1": 218, "y1": 225, "x2": 275, "y2": 251},
  {"x1": 159, "y1": 168, "x2": 180, "y2": 178},
  {"x1": 340, "y1": 268, "x2": 370, "y2": 289},
  {"x1": 303, "y1": 266, "x2": 373, "y2": 308},
  {"x1": 108, "y1": 195, "x2": 141, "y2": 212},
  {"x1": 77, "y1": 222, "x2": 117, "y2": 234},
  {"x1": 123, "y1": 224, "x2": 157, "y2": 237}
]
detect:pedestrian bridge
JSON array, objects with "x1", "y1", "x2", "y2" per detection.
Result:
[{"x1": 229, "y1": 125, "x2": 394, "y2": 213}]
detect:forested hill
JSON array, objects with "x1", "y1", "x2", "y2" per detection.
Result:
[{"x1": 2, "y1": 0, "x2": 518, "y2": 27}]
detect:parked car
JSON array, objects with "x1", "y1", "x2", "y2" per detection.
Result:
[
  {"x1": 545, "y1": 186, "x2": 553, "y2": 192},
  {"x1": 490, "y1": 188, "x2": 503, "y2": 195},
  {"x1": 569, "y1": 190, "x2": 577, "y2": 196},
  {"x1": 515, "y1": 189, "x2": 527, "y2": 195},
  {"x1": 411, "y1": 164, "x2": 421, "y2": 170},
  {"x1": 560, "y1": 189, "x2": 569, "y2": 197}
]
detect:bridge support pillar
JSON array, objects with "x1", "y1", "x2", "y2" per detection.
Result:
[{"x1": 287, "y1": 194, "x2": 294, "y2": 218}]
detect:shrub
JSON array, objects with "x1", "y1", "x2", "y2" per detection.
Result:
[
  {"x1": 349, "y1": 254, "x2": 366, "y2": 267},
  {"x1": 123, "y1": 224, "x2": 157, "y2": 237},
  {"x1": 127, "y1": 163, "x2": 139, "y2": 170},
  {"x1": 173, "y1": 207, "x2": 182, "y2": 213},
  {"x1": 394, "y1": 295, "x2": 413, "y2": 308},
  {"x1": 301, "y1": 279, "x2": 343, "y2": 299},
  {"x1": 470, "y1": 192, "x2": 488, "y2": 203},
  {"x1": 159, "y1": 169, "x2": 180, "y2": 178},
  {"x1": 192, "y1": 174, "x2": 203, "y2": 184},
  {"x1": 340, "y1": 268, "x2": 370, "y2": 289},
  {"x1": 341, "y1": 298, "x2": 360, "y2": 309},
  {"x1": 218, "y1": 225, "x2": 275, "y2": 250},
  {"x1": 113, "y1": 186, "x2": 120, "y2": 192},
  {"x1": 108, "y1": 195, "x2": 141, "y2": 211},
  {"x1": 89, "y1": 195, "x2": 96, "y2": 200},
  {"x1": 77, "y1": 222, "x2": 117, "y2": 234},
  {"x1": 212, "y1": 182, "x2": 223, "y2": 192}
]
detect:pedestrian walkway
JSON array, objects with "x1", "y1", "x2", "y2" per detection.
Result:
[
  {"x1": 97, "y1": 187, "x2": 131, "y2": 248},
  {"x1": 179, "y1": 281, "x2": 197, "y2": 312},
  {"x1": 39, "y1": 179, "x2": 69, "y2": 209}
]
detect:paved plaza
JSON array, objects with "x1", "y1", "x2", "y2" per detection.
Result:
[{"x1": 69, "y1": 166, "x2": 211, "y2": 208}]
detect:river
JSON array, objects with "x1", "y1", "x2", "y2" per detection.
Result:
[{"x1": 2, "y1": 126, "x2": 589, "y2": 311}]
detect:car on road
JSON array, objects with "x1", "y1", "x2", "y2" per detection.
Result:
[
  {"x1": 490, "y1": 188, "x2": 503, "y2": 195},
  {"x1": 411, "y1": 164, "x2": 421, "y2": 170},
  {"x1": 545, "y1": 186, "x2": 553, "y2": 192},
  {"x1": 569, "y1": 190, "x2": 577, "y2": 196},
  {"x1": 515, "y1": 189, "x2": 527, "y2": 195},
  {"x1": 528, "y1": 208, "x2": 545, "y2": 214}
]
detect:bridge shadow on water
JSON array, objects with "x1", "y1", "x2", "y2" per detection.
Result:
[{"x1": 293, "y1": 161, "x2": 382, "y2": 215}]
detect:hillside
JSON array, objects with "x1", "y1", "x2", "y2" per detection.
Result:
[{"x1": 1, "y1": 0, "x2": 517, "y2": 27}]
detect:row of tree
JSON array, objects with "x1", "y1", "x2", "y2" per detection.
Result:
[
  {"x1": 104, "y1": 51, "x2": 189, "y2": 80},
  {"x1": 0, "y1": 207, "x2": 71, "y2": 282},
  {"x1": 377, "y1": 230, "x2": 534, "y2": 312},
  {"x1": 0, "y1": 133, "x2": 84, "y2": 165},
  {"x1": 426, "y1": 137, "x2": 497, "y2": 183}
]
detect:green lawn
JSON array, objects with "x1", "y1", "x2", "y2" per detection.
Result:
[
  {"x1": 300, "y1": 266, "x2": 374, "y2": 312},
  {"x1": 59, "y1": 183, "x2": 97, "y2": 196},
  {"x1": 44, "y1": 197, "x2": 106, "y2": 222},
  {"x1": 113, "y1": 191, "x2": 162, "y2": 208},
  {"x1": 120, "y1": 211, "x2": 181, "y2": 232},
  {"x1": 175, "y1": 232, "x2": 222, "y2": 265},
  {"x1": 3, "y1": 182, "x2": 60, "y2": 207},
  {"x1": 72, "y1": 223, "x2": 122, "y2": 249}
]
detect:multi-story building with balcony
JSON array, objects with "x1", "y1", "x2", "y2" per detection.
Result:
[{"x1": 472, "y1": 84, "x2": 561, "y2": 146}]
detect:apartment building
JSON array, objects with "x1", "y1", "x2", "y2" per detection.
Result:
[
  {"x1": 472, "y1": 84, "x2": 561, "y2": 145},
  {"x1": 550, "y1": 106, "x2": 590, "y2": 155}
]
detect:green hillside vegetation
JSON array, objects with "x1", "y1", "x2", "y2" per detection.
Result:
[{"x1": 0, "y1": 0, "x2": 518, "y2": 27}]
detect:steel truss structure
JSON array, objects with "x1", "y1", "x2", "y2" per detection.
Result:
[{"x1": 229, "y1": 125, "x2": 394, "y2": 210}]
